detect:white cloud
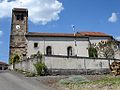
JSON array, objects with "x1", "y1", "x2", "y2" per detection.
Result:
[
  {"x1": 0, "y1": 0, "x2": 63, "y2": 24},
  {"x1": 108, "y1": 12, "x2": 118, "y2": 23},
  {"x1": 0, "y1": 31, "x2": 3, "y2": 37}
]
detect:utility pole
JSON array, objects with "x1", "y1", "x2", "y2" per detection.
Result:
[{"x1": 72, "y1": 25, "x2": 77, "y2": 56}]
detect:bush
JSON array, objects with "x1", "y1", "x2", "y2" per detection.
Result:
[
  {"x1": 88, "y1": 47, "x2": 98, "y2": 58},
  {"x1": 9, "y1": 54, "x2": 20, "y2": 64},
  {"x1": 25, "y1": 72, "x2": 36, "y2": 77},
  {"x1": 14, "y1": 68, "x2": 24, "y2": 73},
  {"x1": 34, "y1": 61, "x2": 46, "y2": 76}
]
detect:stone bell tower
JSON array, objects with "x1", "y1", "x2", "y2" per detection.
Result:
[{"x1": 9, "y1": 8, "x2": 28, "y2": 60}]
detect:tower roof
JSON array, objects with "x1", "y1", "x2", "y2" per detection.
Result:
[{"x1": 13, "y1": 8, "x2": 28, "y2": 12}]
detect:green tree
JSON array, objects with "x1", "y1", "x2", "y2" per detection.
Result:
[
  {"x1": 94, "y1": 40, "x2": 119, "y2": 58},
  {"x1": 9, "y1": 54, "x2": 20, "y2": 64},
  {"x1": 88, "y1": 47, "x2": 98, "y2": 58},
  {"x1": 9, "y1": 54, "x2": 20, "y2": 69}
]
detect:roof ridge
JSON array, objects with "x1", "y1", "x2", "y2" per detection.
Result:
[{"x1": 26, "y1": 31, "x2": 112, "y2": 37}]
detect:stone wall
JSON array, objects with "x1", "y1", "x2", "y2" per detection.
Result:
[{"x1": 9, "y1": 55, "x2": 119, "y2": 75}]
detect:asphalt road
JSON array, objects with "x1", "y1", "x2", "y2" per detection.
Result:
[{"x1": 0, "y1": 70, "x2": 55, "y2": 90}]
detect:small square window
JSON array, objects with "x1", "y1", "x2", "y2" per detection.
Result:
[{"x1": 34, "y1": 43, "x2": 38, "y2": 48}]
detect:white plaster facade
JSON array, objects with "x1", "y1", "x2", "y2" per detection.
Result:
[
  {"x1": 26, "y1": 37, "x2": 89, "y2": 57},
  {"x1": 26, "y1": 35, "x2": 114, "y2": 58},
  {"x1": 89, "y1": 37, "x2": 110, "y2": 44}
]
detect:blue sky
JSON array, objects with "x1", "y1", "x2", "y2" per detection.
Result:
[{"x1": 0, "y1": 0, "x2": 120, "y2": 63}]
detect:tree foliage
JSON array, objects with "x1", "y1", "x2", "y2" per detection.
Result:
[
  {"x1": 88, "y1": 47, "x2": 98, "y2": 58},
  {"x1": 93, "y1": 40, "x2": 119, "y2": 58},
  {"x1": 9, "y1": 54, "x2": 20, "y2": 64}
]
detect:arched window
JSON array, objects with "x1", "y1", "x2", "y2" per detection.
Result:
[
  {"x1": 16, "y1": 14, "x2": 20, "y2": 20},
  {"x1": 21, "y1": 14, "x2": 24, "y2": 20},
  {"x1": 67, "y1": 46, "x2": 72, "y2": 56},
  {"x1": 46, "y1": 46, "x2": 52, "y2": 55}
]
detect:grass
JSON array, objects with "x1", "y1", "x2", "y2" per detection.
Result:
[
  {"x1": 80, "y1": 76, "x2": 120, "y2": 85},
  {"x1": 59, "y1": 75, "x2": 120, "y2": 90}
]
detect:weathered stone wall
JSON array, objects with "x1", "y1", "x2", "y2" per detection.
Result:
[
  {"x1": 10, "y1": 55, "x2": 119, "y2": 75},
  {"x1": 14, "y1": 58, "x2": 37, "y2": 73},
  {"x1": 9, "y1": 8, "x2": 28, "y2": 60}
]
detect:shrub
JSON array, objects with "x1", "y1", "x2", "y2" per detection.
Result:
[
  {"x1": 34, "y1": 61, "x2": 46, "y2": 76},
  {"x1": 88, "y1": 47, "x2": 98, "y2": 58},
  {"x1": 25, "y1": 72, "x2": 36, "y2": 77},
  {"x1": 9, "y1": 54, "x2": 20, "y2": 64}
]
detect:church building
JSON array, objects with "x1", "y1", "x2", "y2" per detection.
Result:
[{"x1": 9, "y1": 8, "x2": 117, "y2": 60}]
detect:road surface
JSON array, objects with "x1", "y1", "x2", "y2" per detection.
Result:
[{"x1": 0, "y1": 70, "x2": 55, "y2": 90}]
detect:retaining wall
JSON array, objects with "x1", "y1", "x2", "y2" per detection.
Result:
[{"x1": 9, "y1": 55, "x2": 119, "y2": 75}]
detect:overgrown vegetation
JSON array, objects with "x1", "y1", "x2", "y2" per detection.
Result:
[
  {"x1": 9, "y1": 54, "x2": 20, "y2": 64},
  {"x1": 24, "y1": 72, "x2": 36, "y2": 77},
  {"x1": 12, "y1": 51, "x2": 48, "y2": 76},
  {"x1": 92, "y1": 40, "x2": 119, "y2": 58},
  {"x1": 33, "y1": 51, "x2": 48, "y2": 76},
  {"x1": 88, "y1": 47, "x2": 98, "y2": 58},
  {"x1": 9, "y1": 54, "x2": 20, "y2": 69},
  {"x1": 34, "y1": 62, "x2": 46, "y2": 76},
  {"x1": 110, "y1": 61, "x2": 120, "y2": 76}
]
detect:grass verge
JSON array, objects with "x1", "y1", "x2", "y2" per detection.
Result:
[{"x1": 59, "y1": 75, "x2": 120, "y2": 90}]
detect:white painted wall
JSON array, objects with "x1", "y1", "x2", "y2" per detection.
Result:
[
  {"x1": 26, "y1": 37, "x2": 89, "y2": 57},
  {"x1": 26, "y1": 36, "x2": 120, "y2": 59},
  {"x1": 89, "y1": 37, "x2": 110, "y2": 44}
]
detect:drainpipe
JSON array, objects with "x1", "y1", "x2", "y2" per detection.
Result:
[
  {"x1": 88, "y1": 37, "x2": 91, "y2": 47},
  {"x1": 43, "y1": 37, "x2": 45, "y2": 55},
  {"x1": 87, "y1": 37, "x2": 91, "y2": 57}
]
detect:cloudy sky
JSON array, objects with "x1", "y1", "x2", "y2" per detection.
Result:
[{"x1": 0, "y1": 0, "x2": 120, "y2": 63}]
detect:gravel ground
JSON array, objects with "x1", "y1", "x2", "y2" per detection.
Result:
[{"x1": 35, "y1": 76, "x2": 69, "y2": 90}]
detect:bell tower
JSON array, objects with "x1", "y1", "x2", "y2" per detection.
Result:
[{"x1": 9, "y1": 8, "x2": 28, "y2": 60}]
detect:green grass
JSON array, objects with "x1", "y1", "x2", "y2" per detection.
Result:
[
  {"x1": 82, "y1": 76, "x2": 120, "y2": 85},
  {"x1": 59, "y1": 76, "x2": 120, "y2": 90},
  {"x1": 59, "y1": 76, "x2": 89, "y2": 85}
]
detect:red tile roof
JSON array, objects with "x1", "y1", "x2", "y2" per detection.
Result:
[
  {"x1": 26, "y1": 32, "x2": 112, "y2": 38},
  {"x1": 79, "y1": 32, "x2": 111, "y2": 37},
  {"x1": 0, "y1": 61, "x2": 8, "y2": 65},
  {"x1": 26, "y1": 32, "x2": 83, "y2": 37}
]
